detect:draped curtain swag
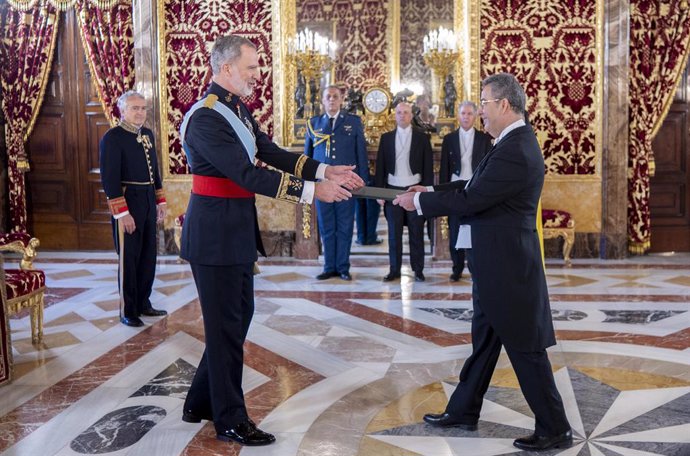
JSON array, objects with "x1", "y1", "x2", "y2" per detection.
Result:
[
  {"x1": 628, "y1": 0, "x2": 690, "y2": 253},
  {"x1": 0, "y1": 0, "x2": 133, "y2": 232}
]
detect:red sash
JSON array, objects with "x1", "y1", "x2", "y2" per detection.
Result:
[{"x1": 192, "y1": 175, "x2": 254, "y2": 198}]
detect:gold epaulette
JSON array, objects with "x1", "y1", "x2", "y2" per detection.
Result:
[{"x1": 204, "y1": 94, "x2": 219, "y2": 108}]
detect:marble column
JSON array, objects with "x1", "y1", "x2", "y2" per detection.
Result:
[{"x1": 600, "y1": 0, "x2": 630, "y2": 258}]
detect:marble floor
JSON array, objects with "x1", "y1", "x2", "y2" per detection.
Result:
[{"x1": 1, "y1": 236, "x2": 690, "y2": 455}]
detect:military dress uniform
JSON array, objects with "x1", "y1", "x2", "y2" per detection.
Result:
[
  {"x1": 99, "y1": 122, "x2": 166, "y2": 320},
  {"x1": 304, "y1": 112, "x2": 368, "y2": 276},
  {"x1": 180, "y1": 82, "x2": 325, "y2": 434}
]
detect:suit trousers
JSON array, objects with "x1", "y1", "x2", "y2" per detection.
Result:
[
  {"x1": 184, "y1": 262, "x2": 254, "y2": 430},
  {"x1": 316, "y1": 198, "x2": 356, "y2": 274},
  {"x1": 384, "y1": 197, "x2": 425, "y2": 274},
  {"x1": 113, "y1": 185, "x2": 157, "y2": 319},
  {"x1": 447, "y1": 214, "x2": 466, "y2": 275},
  {"x1": 355, "y1": 197, "x2": 381, "y2": 244},
  {"x1": 445, "y1": 253, "x2": 570, "y2": 437}
]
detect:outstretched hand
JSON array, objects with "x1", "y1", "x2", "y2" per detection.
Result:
[
  {"x1": 392, "y1": 191, "x2": 417, "y2": 211},
  {"x1": 324, "y1": 165, "x2": 365, "y2": 190},
  {"x1": 406, "y1": 184, "x2": 428, "y2": 193},
  {"x1": 315, "y1": 180, "x2": 353, "y2": 203}
]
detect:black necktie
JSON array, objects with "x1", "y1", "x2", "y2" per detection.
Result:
[{"x1": 330, "y1": 117, "x2": 335, "y2": 131}]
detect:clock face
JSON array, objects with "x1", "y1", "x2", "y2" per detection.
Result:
[{"x1": 364, "y1": 88, "x2": 390, "y2": 115}]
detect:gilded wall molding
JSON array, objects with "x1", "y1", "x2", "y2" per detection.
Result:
[{"x1": 388, "y1": 0, "x2": 399, "y2": 88}]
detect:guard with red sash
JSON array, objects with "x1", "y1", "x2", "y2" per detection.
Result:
[
  {"x1": 99, "y1": 90, "x2": 168, "y2": 328},
  {"x1": 178, "y1": 35, "x2": 363, "y2": 447}
]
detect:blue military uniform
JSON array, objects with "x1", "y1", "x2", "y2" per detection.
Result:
[
  {"x1": 304, "y1": 112, "x2": 368, "y2": 276},
  {"x1": 99, "y1": 123, "x2": 166, "y2": 321}
]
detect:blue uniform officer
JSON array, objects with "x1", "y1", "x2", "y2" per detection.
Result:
[{"x1": 304, "y1": 86, "x2": 368, "y2": 280}]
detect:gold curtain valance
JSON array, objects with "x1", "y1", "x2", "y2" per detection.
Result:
[{"x1": 7, "y1": 0, "x2": 122, "y2": 12}]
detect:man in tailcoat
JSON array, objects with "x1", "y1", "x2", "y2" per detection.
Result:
[
  {"x1": 179, "y1": 35, "x2": 363, "y2": 447},
  {"x1": 99, "y1": 90, "x2": 168, "y2": 328},
  {"x1": 304, "y1": 85, "x2": 369, "y2": 281},
  {"x1": 375, "y1": 102, "x2": 433, "y2": 282},
  {"x1": 394, "y1": 73, "x2": 572, "y2": 452},
  {"x1": 439, "y1": 101, "x2": 492, "y2": 281}
]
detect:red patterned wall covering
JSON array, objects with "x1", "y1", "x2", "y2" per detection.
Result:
[
  {"x1": 297, "y1": 0, "x2": 388, "y2": 90},
  {"x1": 163, "y1": 0, "x2": 274, "y2": 174},
  {"x1": 399, "y1": 0, "x2": 454, "y2": 96},
  {"x1": 480, "y1": 0, "x2": 597, "y2": 175}
]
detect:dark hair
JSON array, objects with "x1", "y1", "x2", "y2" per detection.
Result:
[{"x1": 481, "y1": 73, "x2": 526, "y2": 115}]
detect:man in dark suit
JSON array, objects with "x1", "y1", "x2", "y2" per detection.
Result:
[
  {"x1": 439, "y1": 101, "x2": 492, "y2": 281},
  {"x1": 394, "y1": 73, "x2": 572, "y2": 452},
  {"x1": 375, "y1": 102, "x2": 433, "y2": 282},
  {"x1": 100, "y1": 90, "x2": 168, "y2": 328},
  {"x1": 305, "y1": 86, "x2": 369, "y2": 281},
  {"x1": 179, "y1": 35, "x2": 364, "y2": 447}
]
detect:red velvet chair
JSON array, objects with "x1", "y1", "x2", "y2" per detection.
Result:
[
  {"x1": 0, "y1": 233, "x2": 46, "y2": 344},
  {"x1": 542, "y1": 209, "x2": 575, "y2": 266}
]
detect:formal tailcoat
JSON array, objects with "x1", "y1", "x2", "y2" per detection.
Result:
[
  {"x1": 420, "y1": 124, "x2": 555, "y2": 351},
  {"x1": 438, "y1": 127, "x2": 492, "y2": 185},
  {"x1": 181, "y1": 82, "x2": 321, "y2": 265},
  {"x1": 304, "y1": 112, "x2": 368, "y2": 180},
  {"x1": 374, "y1": 128, "x2": 434, "y2": 188}
]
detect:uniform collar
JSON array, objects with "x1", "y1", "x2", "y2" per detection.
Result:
[
  {"x1": 207, "y1": 81, "x2": 241, "y2": 108},
  {"x1": 119, "y1": 120, "x2": 141, "y2": 134}
]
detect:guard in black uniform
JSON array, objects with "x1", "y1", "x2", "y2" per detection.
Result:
[
  {"x1": 99, "y1": 91, "x2": 168, "y2": 328},
  {"x1": 179, "y1": 35, "x2": 363, "y2": 447}
]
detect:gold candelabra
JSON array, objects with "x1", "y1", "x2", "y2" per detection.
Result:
[
  {"x1": 422, "y1": 27, "x2": 461, "y2": 118},
  {"x1": 288, "y1": 29, "x2": 337, "y2": 119}
]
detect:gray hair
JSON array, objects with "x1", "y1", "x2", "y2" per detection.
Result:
[
  {"x1": 210, "y1": 35, "x2": 256, "y2": 75},
  {"x1": 117, "y1": 90, "x2": 145, "y2": 113},
  {"x1": 481, "y1": 73, "x2": 526, "y2": 115},
  {"x1": 458, "y1": 100, "x2": 478, "y2": 113}
]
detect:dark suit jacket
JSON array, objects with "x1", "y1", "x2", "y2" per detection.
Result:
[
  {"x1": 438, "y1": 127, "x2": 492, "y2": 185},
  {"x1": 181, "y1": 82, "x2": 321, "y2": 266},
  {"x1": 419, "y1": 124, "x2": 554, "y2": 351},
  {"x1": 374, "y1": 128, "x2": 433, "y2": 188}
]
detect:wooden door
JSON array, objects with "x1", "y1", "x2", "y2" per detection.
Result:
[
  {"x1": 26, "y1": 10, "x2": 112, "y2": 249},
  {"x1": 650, "y1": 60, "x2": 690, "y2": 252}
]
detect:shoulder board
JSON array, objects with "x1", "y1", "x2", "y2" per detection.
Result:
[{"x1": 204, "y1": 94, "x2": 219, "y2": 108}]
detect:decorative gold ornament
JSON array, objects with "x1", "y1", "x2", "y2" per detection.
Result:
[{"x1": 302, "y1": 203, "x2": 311, "y2": 239}]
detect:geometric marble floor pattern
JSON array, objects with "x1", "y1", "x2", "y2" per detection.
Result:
[{"x1": 1, "y1": 249, "x2": 689, "y2": 456}]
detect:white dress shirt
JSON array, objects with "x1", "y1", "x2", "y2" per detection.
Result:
[
  {"x1": 452, "y1": 127, "x2": 475, "y2": 182},
  {"x1": 388, "y1": 125, "x2": 421, "y2": 187}
]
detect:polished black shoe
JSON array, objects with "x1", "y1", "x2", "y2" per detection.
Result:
[
  {"x1": 513, "y1": 429, "x2": 573, "y2": 451},
  {"x1": 141, "y1": 307, "x2": 167, "y2": 317},
  {"x1": 414, "y1": 271, "x2": 426, "y2": 282},
  {"x1": 120, "y1": 316, "x2": 144, "y2": 327},
  {"x1": 367, "y1": 239, "x2": 383, "y2": 245},
  {"x1": 182, "y1": 409, "x2": 212, "y2": 423},
  {"x1": 339, "y1": 272, "x2": 352, "y2": 281},
  {"x1": 449, "y1": 272, "x2": 462, "y2": 282},
  {"x1": 316, "y1": 271, "x2": 338, "y2": 280},
  {"x1": 383, "y1": 272, "x2": 400, "y2": 282},
  {"x1": 423, "y1": 413, "x2": 477, "y2": 431},
  {"x1": 216, "y1": 420, "x2": 276, "y2": 446}
]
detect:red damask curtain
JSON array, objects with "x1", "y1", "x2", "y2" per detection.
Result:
[
  {"x1": 75, "y1": 0, "x2": 134, "y2": 126},
  {"x1": 628, "y1": 0, "x2": 690, "y2": 253},
  {"x1": 0, "y1": 3, "x2": 59, "y2": 232}
]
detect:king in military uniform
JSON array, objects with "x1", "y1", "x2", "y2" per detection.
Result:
[
  {"x1": 178, "y1": 35, "x2": 364, "y2": 446},
  {"x1": 99, "y1": 90, "x2": 168, "y2": 328},
  {"x1": 304, "y1": 85, "x2": 369, "y2": 281}
]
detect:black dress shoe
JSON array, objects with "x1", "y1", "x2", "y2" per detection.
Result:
[
  {"x1": 383, "y1": 272, "x2": 400, "y2": 282},
  {"x1": 339, "y1": 272, "x2": 352, "y2": 281},
  {"x1": 182, "y1": 409, "x2": 212, "y2": 423},
  {"x1": 141, "y1": 307, "x2": 168, "y2": 317},
  {"x1": 414, "y1": 271, "x2": 426, "y2": 282},
  {"x1": 513, "y1": 429, "x2": 573, "y2": 451},
  {"x1": 216, "y1": 419, "x2": 276, "y2": 446},
  {"x1": 316, "y1": 271, "x2": 338, "y2": 280},
  {"x1": 423, "y1": 413, "x2": 477, "y2": 431},
  {"x1": 449, "y1": 272, "x2": 461, "y2": 282},
  {"x1": 120, "y1": 316, "x2": 144, "y2": 327},
  {"x1": 367, "y1": 239, "x2": 383, "y2": 245}
]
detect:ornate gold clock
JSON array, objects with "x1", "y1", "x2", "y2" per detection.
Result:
[
  {"x1": 362, "y1": 87, "x2": 392, "y2": 146},
  {"x1": 363, "y1": 87, "x2": 391, "y2": 115}
]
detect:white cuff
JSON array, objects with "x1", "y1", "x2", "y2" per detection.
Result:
[
  {"x1": 413, "y1": 192, "x2": 423, "y2": 215},
  {"x1": 113, "y1": 210, "x2": 130, "y2": 220},
  {"x1": 316, "y1": 163, "x2": 327, "y2": 180},
  {"x1": 426, "y1": 186, "x2": 434, "y2": 192},
  {"x1": 300, "y1": 181, "x2": 315, "y2": 204}
]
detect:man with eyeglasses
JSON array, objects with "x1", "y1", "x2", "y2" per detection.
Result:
[
  {"x1": 100, "y1": 90, "x2": 168, "y2": 328},
  {"x1": 394, "y1": 73, "x2": 572, "y2": 452}
]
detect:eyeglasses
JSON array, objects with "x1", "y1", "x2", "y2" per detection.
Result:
[{"x1": 479, "y1": 98, "x2": 503, "y2": 107}]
